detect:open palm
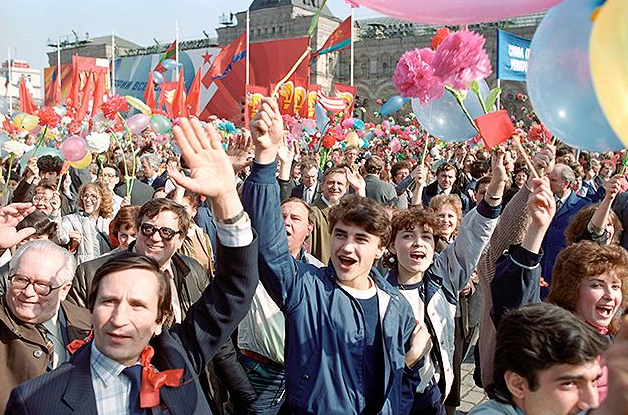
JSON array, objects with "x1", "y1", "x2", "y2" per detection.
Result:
[{"x1": 171, "y1": 118, "x2": 237, "y2": 199}]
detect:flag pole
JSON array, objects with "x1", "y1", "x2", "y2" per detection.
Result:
[
  {"x1": 246, "y1": 8, "x2": 250, "y2": 86},
  {"x1": 7, "y1": 48, "x2": 12, "y2": 114},
  {"x1": 111, "y1": 32, "x2": 116, "y2": 95},
  {"x1": 350, "y1": 7, "x2": 354, "y2": 87},
  {"x1": 175, "y1": 20, "x2": 180, "y2": 82},
  {"x1": 57, "y1": 37, "x2": 62, "y2": 90}
]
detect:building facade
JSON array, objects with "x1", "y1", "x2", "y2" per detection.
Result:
[{"x1": 0, "y1": 60, "x2": 43, "y2": 108}]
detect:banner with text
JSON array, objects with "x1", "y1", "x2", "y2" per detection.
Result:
[{"x1": 496, "y1": 29, "x2": 531, "y2": 82}]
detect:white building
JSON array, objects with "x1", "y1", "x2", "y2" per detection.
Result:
[{"x1": 0, "y1": 59, "x2": 43, "y2": 111}]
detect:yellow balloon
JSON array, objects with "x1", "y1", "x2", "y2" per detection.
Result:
[
  {"x1": 12, "y1": 113, "x2": 39, "y2": 131},
  {"x1": 345, "y1": 131, "x2": 360, "y2": 148},
  {"x1": 69, "y1": 152, "x2": 93, "y2": 169},
  {"x1": 590, "y1": 0, "x2": 628, "y2": 147},
  {"x1": 125, "y1": 95, "x2": 152, "y2": 115}
]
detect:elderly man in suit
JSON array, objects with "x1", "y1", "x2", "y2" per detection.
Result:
[
  {"x1": 0, "y1": 236, "x2": 90, "y2": 413},
  {"x1": 6, "y1": 118, "x2": 258, "y2": 415},
  {"x1": 363, "y1": 155, "x2": 398, "y2": 207},
  {"x1": 540, "y1": 163, "x2": 589, "y2": 298}
]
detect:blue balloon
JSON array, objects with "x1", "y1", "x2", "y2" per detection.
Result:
[
  {"x1": 411, "y1": 80, "x2": 489, "y2": 142},
  {"x1": 161, "y1": 59, "x2": 182, "y2": 70},
  {"x1": 380, "y1": 95, "x2": 409, "y2": 116},
  {"x1": 527, "y1": 0, "x2": 621, "y2": 151},
  {"x1": 314, "y1": 102, "x2": 330, "y2": 133},
  {"x1": 353, "y1": 119, "x2": 365, "y2": 130},
  {"x1": 19, "y1": 147, "x2": 63, "y2": 170}
]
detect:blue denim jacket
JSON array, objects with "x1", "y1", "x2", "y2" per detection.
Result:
[{"x1": 242, "y1": 160, "x2": 418, "y2": 415}]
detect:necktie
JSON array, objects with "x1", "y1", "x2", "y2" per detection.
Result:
[
  {"x1": 556, "y1": 199, "x2": 564, "y2": 211},
  {"x1": 36, "y1": 324, "x2": 55, "y2": 370},
  {"x1": 122, "y1": 365, "x2": 148, "y2": 415}
]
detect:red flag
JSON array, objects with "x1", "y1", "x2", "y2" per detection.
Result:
[
  {"x1": 154, "y1": 39, "x2": 177, "y2": 74},
  {"x1": 316, "y1": 90, "x2": 347, "y2": 113},
  {"x1": 186, "y1": 68, "x2": 202, "y2": 117},
  {"x1": 75, "y1": 71, "x2": 94, "y2": 122},
  {"x1": 92, "y1": 72, "x2": 106, "y2": 116},
  {"x1": 209, "y1": 32, "x2": 247, "y2": 80},
  {"x1": 475, "y1": 110, "x2": 516, "y2": 149},
  {"x1": 18, "y1": 76, "x2": 37, "y2": 114},
  {"x1": 144, "y1": 72, "x2": 156, "y2": 110},
  {"x1": 333, "y1": 83, "x2": 357, "y2": 114},
  {"x1": 170, "y1": 75, "x2": 186, "y2": 118}
]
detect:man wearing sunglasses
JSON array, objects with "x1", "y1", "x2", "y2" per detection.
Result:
[{"x1": 0, "y1": 239, "x2": 91, "y2": 413}]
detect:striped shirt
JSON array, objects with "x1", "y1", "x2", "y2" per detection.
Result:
[{"x1": 90, "y1": 343, "x2": 137, "y2": 415}]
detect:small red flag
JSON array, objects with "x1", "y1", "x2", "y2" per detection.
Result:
[
  {"x1": 75, "y1": 72, "x2": 94, "y2": 123},
  {"x1": 209, "y1": 32, "x2": 247, "y2": 80},
  {"x1": 144, "y1": 72, "x2": 156, "y2": 110},
  {"x1": 475, "y1": 110, "x2": 515, "y2": 149},
  {"x1": 170, "y1": 74, "x2": 186, "y2": 118},
  {"x1": 18, "y1": 76, "x2": 37, "y2": 114},
  {"x1": 154, "y1": 39, "x2": 177, "y2": 74},
  {"x1": 185, "y1": 68, "x2": 202, "y2": 117}
]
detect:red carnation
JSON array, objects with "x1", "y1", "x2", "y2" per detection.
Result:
[
  {"x1": 431, "y1": 27, "x2": 451, "y2": 50},
  {"x1": 38, "y1": 106, "x2": 61, "y2": 128},
  {"x1": 101, "y1": 95, "x2": 129, "y2": 120},
  {"x1": 321, "y1": 132, "x2": 336, "y2": 148},
  {"x1": 2, "y1": 119, "x2": 19, "y2": 136}
]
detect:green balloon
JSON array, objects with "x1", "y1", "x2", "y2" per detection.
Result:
[{"x1": 150, "y1": 115, "x2": 172, "y2": 134}]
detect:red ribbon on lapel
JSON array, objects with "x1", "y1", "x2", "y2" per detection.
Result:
[
  {"x1": 66, "y1": 331, "x2": 93, "y2": 354},
  {"x1": 139, "y1": 346, "x2": 184, "y2": 408}
]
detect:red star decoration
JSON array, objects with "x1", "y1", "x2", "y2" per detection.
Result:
[{"x1": 202, "y1": 51, "x2": 213, "y2": 65}]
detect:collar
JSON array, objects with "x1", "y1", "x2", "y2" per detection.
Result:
[
  {"x1": 321, "y1": 195, "x2": 332, "y2": 207},
  {"x1": 437, "y1": 185, "x2": 451, "y2": 195},
  {"x1": 337, "y1": 277, "x2": 377, "y2": 299},
  {"x1": 556, "y1": 189, "x2": 572, "y2": 205},
  {"x1": 41, "y1": 309, "x2": 60, "y2": 334},
  {"x1": 90, "y1": 342, "x2": 133, "y2": 386}
]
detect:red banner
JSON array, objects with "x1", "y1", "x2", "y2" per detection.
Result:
[
  {"x1": 333, "y1": 83, "x2": 357, "y2": 114},
  {"x1": 202, "y1": 37, "x2": 310, "y2": 123}
]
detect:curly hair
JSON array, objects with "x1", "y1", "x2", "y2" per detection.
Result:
[
  {"x1": 428, "y1": 194, "x2": 463, "y2": 237},
  {"x1": 565, "y1": 204, "x2": 622, "y2": 245},
  {"x1": 36, "y1": 155, "x2": 64, "y2": 174},
  {"x1": 328, "y1": 194, "x2": 391, "y2": 248},
  {"x1": 547, "y1": 240, "x2": 628, "y2": 334},
  {"x1": 383, "y1": 206, "x2": 439, "y2": 268},
  {"x1": 78, "y1": 182, "x2": 114, "y2": 219}
]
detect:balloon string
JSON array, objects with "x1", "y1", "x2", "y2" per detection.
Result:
[
  {"x1": 620, "y1": 151, "x2": 628, "y2": 175},
  {"x1": 420, "y1": 137, "x2": 429, "y2": 165},
  {"x1": 271, "y1": 47, "x2": 312, "y2": 98}
]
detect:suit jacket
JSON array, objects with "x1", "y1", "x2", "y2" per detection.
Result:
[
  {"x1": 540, "y1": 190, "x2": 589, "y2": 298},
  {"x1": 308, "y1": 197, "x2": 332, "y2": 264},
  {"x1": 290, "y1": 182, "x2": 321, "y2": 204},
  {"x1": 0, "y1": 298, "x2": 90, "y2": 413},
  {"x1": 613, "y1": 191, "x2": 628, "y2": 251},
  {"x1": 143, "y1": 174, "x2": 167, "y2": 191},
  {"x1": 421, "y1": 180, "x2": 470, "y2": 213},
  {"x1": 364, "y1": 174, "x2": 398, "y2": 207},
  {"x1": 5, "y1": 236, "x2": 259, "y2": 415},
  {"x1": 277, "y1": 178, "x2": 298, "y2": 202},
  {"x1": 114, "y1": 179, "x2": 155, "y2": 206}
]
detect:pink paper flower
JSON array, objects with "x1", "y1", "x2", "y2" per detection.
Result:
[
  {"x1": 432, "y1": 30, "x2": 492, "y2": 90},
  {"x1": 393, "y1": 48, "x2": 444, "y2": 105}
]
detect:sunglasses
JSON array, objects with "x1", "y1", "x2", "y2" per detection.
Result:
[{"x1": 139, "y1": 223, "x2": 182, "y2": 241}]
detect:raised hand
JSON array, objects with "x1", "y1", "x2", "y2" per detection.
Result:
[
  {"x1": 345, "y1": 167, "x2": 366, "y2": 197},
  {"x1": 0, "y1": 203, "x2": 36, "y2": 248},
  {"x1": 411, "y1": 165, "x2": 428, "y2": 186},
  {"x1": 226, "y1": 129, "x2": 253, "y2": 173},
  {"x1": 250, "y1": 97, "x2": 284, "y2": 164},
  {"x1": 527, "y1": 177, "x2": 555, "y2": 228},
  {"x1": 531, "y1": 144, "x2": 556, "y2": 177},
  {"x1": 277, "y1": 136, "x2": 296, "y2": 167},
  {"x1": 171, "y1": 118, "x2": 243, "y2": 222},
  {"x1": 603, "y1": 174, "x2": 624, "y2": 201}
]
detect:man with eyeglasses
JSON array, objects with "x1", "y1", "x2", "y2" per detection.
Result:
[{"x1": 0, "y1": 239, "x2": 90, "y2": 413}]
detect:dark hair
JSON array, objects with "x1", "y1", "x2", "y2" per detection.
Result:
[
  {"x1": 436, "y1": 162, "x2": 457, "y2": 176},
  {"x1": 111, "y1": 205, "x2": 140, "y2": 237},
  {"x1": 136, "y1": 198, "x2": 190, "y2": 236},
  {"x1": 470, "y1": 160, "x2": 490, "y2": 179},
  {"x1": 384, "y1": 206, "x2": 439, "y2": 268},
  {"x1": 299, "y1": 158, "x2": 318, "y2": 172},
  {"x1": 88, "y1": 252, "x2": 173, "y2": 323},
  {"x1": 491, "y1": 302, "x2": 608, "y2": 401},
  {"x1": 37, "y1": 155, "x2": 64, "y2": 174},
  {"x1": 548, "y1": 240, "x2": 628, "y2": 334},
  {"x1": 475, "y1": 176, "x2": 492, "y2": 190},
  {"x1": 16, "y1": 210, "x2": 57, "y2": 237},
  {"x1": 328, "y1": 194, "x2": 391, "y2": 248},
  {"x1": 364, "y1": 155, "x2": 385, "y2": 174},
  {"x1": 282, "y1": 197, "x2": 315, "y2": 225},
  {"x1": 100, "y1": 163, "x2": 120, "y2": 176}
]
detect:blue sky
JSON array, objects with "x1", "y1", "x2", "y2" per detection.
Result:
[{"x1": 0, "y1": 0, "x2": 381, "y2": 71}]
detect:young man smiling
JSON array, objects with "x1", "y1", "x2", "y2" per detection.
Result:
[{"x1": 242, "y1": 98, "x2": 428, "y2": 415}]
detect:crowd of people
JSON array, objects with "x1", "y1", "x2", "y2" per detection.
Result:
[{"x1": 0, "y1": 96, "x2": 628, "y2": 415}]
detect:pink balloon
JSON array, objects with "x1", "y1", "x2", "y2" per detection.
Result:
[
  {"x1": 60, "y1": 135, "x2": 88, "y2": 162},
  {"x1": 352, "y1": 0, "x2": 563, "y2": 25},
  {"x1": 127, "y1": 113, "x2": 151, "y2": 135}
]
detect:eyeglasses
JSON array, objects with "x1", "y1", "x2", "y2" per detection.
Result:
[
  {"x1": 9, "y1": 275, "x2": 65, "y2": 296},
  {"x1": 139, "y1": 223, "x2": 182, "y2": 241},
  {"x1": 32, "y1": 195, "x2": 52, "y2": 204},
  {"x1": 81, "y1": 194, "x2": 100, "y2": 202}
]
